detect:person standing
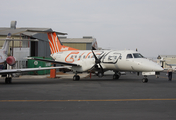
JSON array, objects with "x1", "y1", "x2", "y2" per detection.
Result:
[{"x1": 167, "y1": 66, "x2": 173, "y2": 81}]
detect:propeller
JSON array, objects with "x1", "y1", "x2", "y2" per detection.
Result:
[{"x1": 91, "y1": 50, "x2": 105, "y2": 72}]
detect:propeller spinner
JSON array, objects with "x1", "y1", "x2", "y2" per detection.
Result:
[{"x1": 91, "y1": 50, "x2": 105, "y2": 74}]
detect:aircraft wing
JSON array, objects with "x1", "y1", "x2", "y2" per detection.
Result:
[
  {"x1": 28, "y1": 57, "x2": 80, "y2": 66},
  {"x1": 0, "y1": 66, "x2": 71, "y2": 74}
]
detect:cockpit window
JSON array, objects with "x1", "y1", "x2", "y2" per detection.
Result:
[
  {"x1": 126, "y1": 54, "x2": 133, "y2": 59},
  {"x1": 133, "y1": 53, "x2": 144, "y2": 58}
]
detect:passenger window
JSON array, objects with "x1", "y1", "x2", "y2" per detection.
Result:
[{"x1": 126, "y1": 54, "x2": 133, "y2": 59}]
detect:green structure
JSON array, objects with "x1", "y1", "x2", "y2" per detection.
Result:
[{"x1": 27, "y1": 57, "x2": 52, "y2": 75}]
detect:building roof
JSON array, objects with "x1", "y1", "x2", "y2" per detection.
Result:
[
  {"x1": 0, "y1": 28, "x2": 51, "y2": 37},
  {"x1": 159, "y1": 55, "x2": 176, "y2": 58}
]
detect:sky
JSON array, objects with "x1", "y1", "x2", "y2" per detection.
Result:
[{"x1": 0, "y1": 0, "x2": 176, "y2": 57}]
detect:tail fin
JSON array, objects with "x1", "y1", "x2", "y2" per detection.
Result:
[
  {"x1": 1, "y1": 33, "x2": 11, "y2": 55},
  {"x1": 1, "y1": 40, "x2": 10, "y2": 56},
  {"x1": 47, "y1": 32, "x2": 78, "y2": 54}
]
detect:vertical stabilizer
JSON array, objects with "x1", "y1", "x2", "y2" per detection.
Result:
[
  {"x1": 47, "y1": 32, "x2": 78, "y2": 54},
  {"x1": 2, "y1": 40, "x2": 10, "y2": 55},
  {"x1": 1, "y1": 33, "x2": 11, "y2": 55}
]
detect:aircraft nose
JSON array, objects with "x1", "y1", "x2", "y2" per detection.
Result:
[
  {"x1": 138, "y1": 59, "x2": 164, "y2": 72},
  {"x1": 145, "y1": 60, "x2": 164, "y2": 72},
  {"x1": 153, "y1": 64, "x2": 164, "y2": 72}
]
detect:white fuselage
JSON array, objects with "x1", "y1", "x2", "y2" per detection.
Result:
[{"x1": 51, "y1": 50, "x2": 163, "y2": 73}]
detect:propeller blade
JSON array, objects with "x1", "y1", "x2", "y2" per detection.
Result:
[
  {"x1": 99, "y1": 53, "x2": 105, "y2": 60},
  {"x1": 91, "y1": 50, "x2": 104, "y2": 73},
  {"x1": 99, "y1": 63, "x2": 104, "y2": 72},
  {"x1": 91, "y1": 50, "x2": 98, "y2": 61}
]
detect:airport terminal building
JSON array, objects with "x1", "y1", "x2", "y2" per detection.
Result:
[
  {"x1": 157, "y1": 55, "x2": 176, "y2": 69},
  {"x1": 60, "y1": 36, "x2": 98, "y2": 50}
]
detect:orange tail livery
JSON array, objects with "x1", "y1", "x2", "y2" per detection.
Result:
[{"x1": 47, "y1": 32, "x2": 78, "y2": 54}]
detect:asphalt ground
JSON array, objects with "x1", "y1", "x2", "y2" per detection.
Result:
[{"x1": 0, "y1": 72, "x2": 176, "y2": 120}]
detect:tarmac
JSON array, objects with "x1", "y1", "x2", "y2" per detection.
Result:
[{"x1": 0, "y1": 71, "x2": 176, "y2": 120}]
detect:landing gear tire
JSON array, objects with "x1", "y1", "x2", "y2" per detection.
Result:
[
  {"x1": 113, "y1": 74, "x2": 120, "y2": 79},
  {"x1": 5, "y1": 77, "x2": 12, "y2": 84},
  {"x1": 142, "y1": 78, "x2": 148, "y2": 83},
  {"x1": 97, "y1": 72, "x2": 104, "y2": 77},
  {"x1": 73, "y1": 75, "x2": 80, "y2": 81}
]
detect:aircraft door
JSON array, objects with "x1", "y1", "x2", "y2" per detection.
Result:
[{"x1": 102, "y1": 52, "x2": 121, "y2": 64}]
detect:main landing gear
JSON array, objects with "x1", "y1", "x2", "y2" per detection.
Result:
[
  {"x1": 97, "y1": 71, "x2": 104, "y2": 77},
  {"x1": 5, "y1": 75, "x2": 12, "y2": 84},
  {"x1": 5, "y1": 77, "x2": 12, "y2": 84},
  {"x1": 113, "y1": 72, "x2": 121, "y2": 80},
  {"x1": 73, "y1": 72, "x2": 80, "y2": 81},
  {"x1": 142, "y1": 76, "x2": 148, "y2": 83},
  {"x1": 73, "y1": 75, "x2": 80, "y2": 81}
]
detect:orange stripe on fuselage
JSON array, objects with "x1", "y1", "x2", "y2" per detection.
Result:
[
  {"x1": 63, "y1": 51, "x2": 104, "y2": 63},
  {"x1": 85, "y1": 52, "x2": 92, "y2": 58},
  {"x1": 78, "y1": 52, "x2": 86, "y2": 61},
  {"x1": 65, "y1": 52, "x2": 80, "y2": 63}
]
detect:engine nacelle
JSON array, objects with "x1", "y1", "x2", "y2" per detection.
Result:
[{"x1": 6, "y1": 56, "x2": 16, "y2": 66}]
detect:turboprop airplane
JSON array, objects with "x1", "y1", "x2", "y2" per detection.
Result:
[
  {"x1": 27, "y1": 30, "x2": 164, "y2": 83},
  {"x1": 0, "y1": 33, "x2": 70, "y2": 84}
]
